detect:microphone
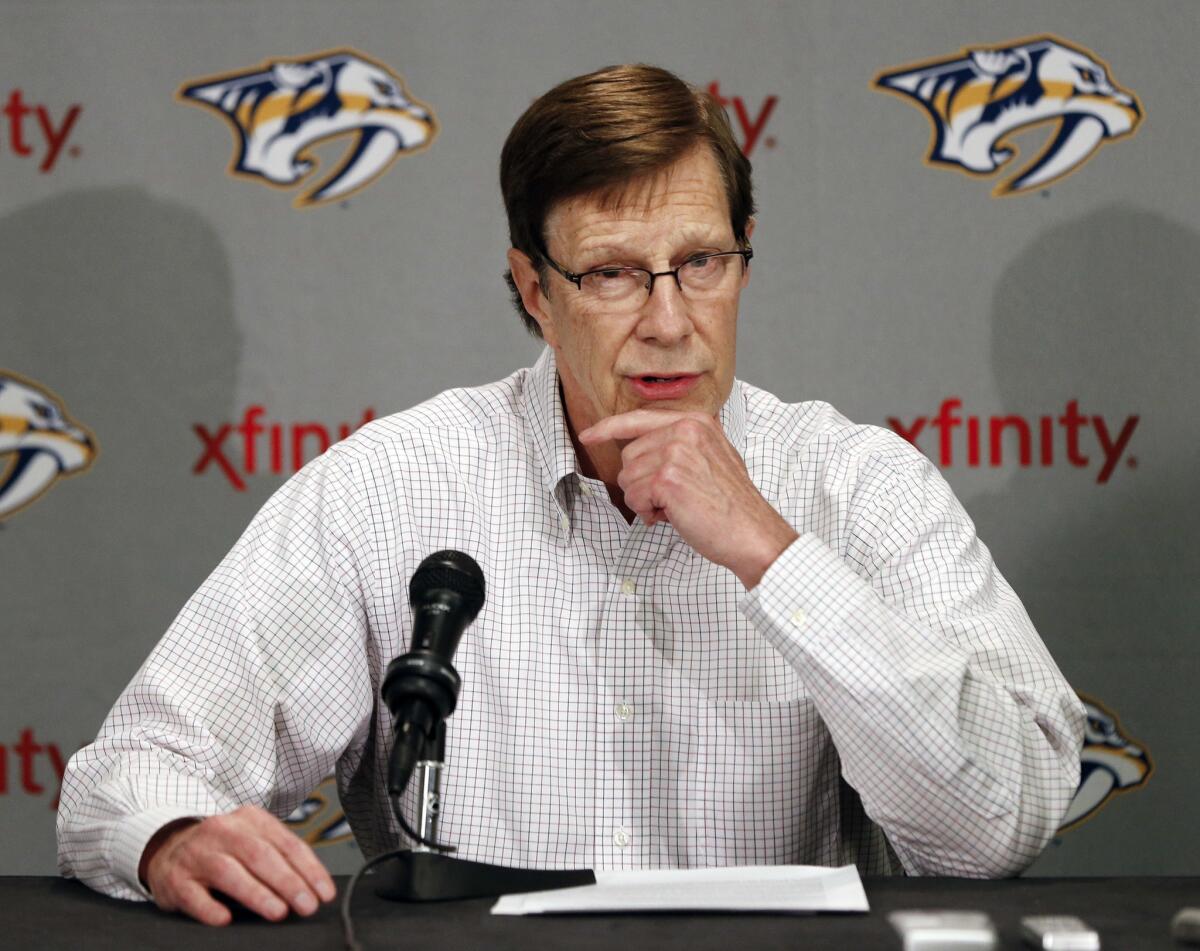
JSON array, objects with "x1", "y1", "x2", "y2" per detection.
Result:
[{"x1": 382, "y1": 550, "x2": 486, "y2": 798}]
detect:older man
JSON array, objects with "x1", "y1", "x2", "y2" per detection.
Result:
[{"x1": 58, "y1": 64, "x2": 1084, "y2": 926}]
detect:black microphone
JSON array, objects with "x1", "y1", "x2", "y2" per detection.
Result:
[{"x1": 382, "y1": 550, "x2": 486, "y2": 797}]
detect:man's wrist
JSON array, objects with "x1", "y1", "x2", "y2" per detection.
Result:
[
  {"x1": 735, "y1": 515, "x2": 800, "y2": 590},
  {"x1": 138, "y1": 817, "x2": 202, "y2": 891}
]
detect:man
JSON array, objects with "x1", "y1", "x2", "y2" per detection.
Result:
[{"x1": 57, "y1": 64, "x2": 1085, "y2": 926}]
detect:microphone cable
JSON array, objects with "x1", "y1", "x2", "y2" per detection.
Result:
[{"x1": 339, "y1": 794, "x2": 457, "y2": 951}]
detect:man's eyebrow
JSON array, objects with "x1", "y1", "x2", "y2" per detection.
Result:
[{"x1": 574, "y1": 233, "x2": 731, "y2": 268}]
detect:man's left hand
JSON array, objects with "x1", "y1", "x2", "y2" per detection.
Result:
[{"x1": 579, "y1": 410, "x2": 798, "y2": 589}]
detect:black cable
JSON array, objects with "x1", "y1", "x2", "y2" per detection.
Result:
[
  {"x1": 340, "y1": 849, "x2": 400, "y2": 951},
  {"x1": 339, "y1": 790, "x2": 458, "y2": 950},
  {"x1": 393, "y1": 792, "x2": 457, "y2": 854}
]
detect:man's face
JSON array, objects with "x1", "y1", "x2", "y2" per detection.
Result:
[{"x1": 519, "y1": 146, "x2": 750, "y2": 437}]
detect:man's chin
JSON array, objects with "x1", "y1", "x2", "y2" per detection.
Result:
[{"x1": 623, "y1": 395, "x2": 719, "y2": 417}]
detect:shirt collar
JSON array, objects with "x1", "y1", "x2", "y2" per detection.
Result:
[{"x1": 522, "y1": 345, "x2": 747, "y2": 498}]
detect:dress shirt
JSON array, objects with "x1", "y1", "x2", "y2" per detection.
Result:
[{"x1": 57, "y1": 346, "x2": 1084, "y2": 900}]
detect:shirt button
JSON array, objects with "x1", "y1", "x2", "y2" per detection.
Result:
[
  {"x1": 580, "y1": 482, "x2": 594, "y2": 497},
  {"x1": 613, "y1": 827, "x2": 631, "y2": 849},
  {"x1": 791, "y1": 608, "x2": 807, "y2": 628},
  {"x1": 559, "y1": 514, "x2": 570, "y2": 532},
  {"x1": 614, "y1": 702, "x2": 633, "y2": 722},
  {"x1": 620, "y1": 578, "x2": 637, "y2": 596}
]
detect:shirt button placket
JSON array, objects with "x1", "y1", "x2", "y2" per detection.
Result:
[{"x1": 603, "y1": 568, "x2": 642, "y2": 867}]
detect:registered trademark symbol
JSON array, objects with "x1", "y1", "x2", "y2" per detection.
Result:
[
  {"x1": 340, "y1": 200, "x2": 351, "y2": 210},
  {"x1": 764, "y1": 136, "x2": 777, "y2": 149},
  {"x1": 1127, "y1": 456, "x2": 1138, "y2": 468},
  {"x1": 1041, "y1": 190, "x2": 1050, "y2": 198},
  {"x1": 69, "y1": 146, "x2": 81, "y2": 158}
]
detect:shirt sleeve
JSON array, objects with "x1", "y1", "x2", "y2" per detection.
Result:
[
  {"x1": 739, "y1": 442, "x2": 1085, "y2": 877},
  {"x1": 55, "y1": 448, "x2": 375, "y2": 900}
]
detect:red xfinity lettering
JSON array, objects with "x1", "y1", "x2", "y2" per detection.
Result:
[
  {"x1": 193, "y1": 405, "x2": 376, "y2": 491},
  {"x1": 887, "y1": 398, "x2": 1139, "y2": 484},
  {"x1": 0, "y1": 728, "x2": 70, "y2": 809},
  {"x1": 2, "y1": 90, "x2": 82, "y2": 172},
  {"x1": 707, "y1": 82, "x2": 778, "y2": 157}
]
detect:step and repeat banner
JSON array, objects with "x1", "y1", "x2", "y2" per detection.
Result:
[{"x1": 3, "y1": 2, "x2": 1193, "y2": 878}]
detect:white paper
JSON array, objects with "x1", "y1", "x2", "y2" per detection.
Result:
[{"x1": 491, "y1": 864, "x2": 869, "y2": 915}]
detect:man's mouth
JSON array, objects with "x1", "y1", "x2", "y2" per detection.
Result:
[{"x1": 627, "y1": 374, "x2": 701, "y2": 400}]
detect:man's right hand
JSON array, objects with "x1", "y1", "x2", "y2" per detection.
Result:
[{"x1": 139, "y1": 805, "x2": 337, "y2": 926}]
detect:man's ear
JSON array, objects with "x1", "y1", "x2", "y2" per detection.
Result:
[{"x1": 507, "y1": 248, "x2": 558, "y2": 346}]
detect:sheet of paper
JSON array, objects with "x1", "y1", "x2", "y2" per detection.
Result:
[{"x1": 491, "y1": 864, "x2": 869, "y2": 915}]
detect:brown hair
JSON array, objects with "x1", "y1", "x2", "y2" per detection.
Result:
[{"x1": 500, "y1": 64, "x2": 754, "y2": 337}]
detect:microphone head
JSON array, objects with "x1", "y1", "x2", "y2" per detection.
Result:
[{"x1": 409, "y1": 550, "x2": 486, "y2": 620}]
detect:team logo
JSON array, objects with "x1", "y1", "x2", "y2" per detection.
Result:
[
  {"x1": 285, "y1": 776, "x2": 353, "y2": 846},
  {"x1": 1060, "y1": 695, "x2": 1152, "y2": 830},
  {"x1": 0, "y1": 373, "x2": 95, "y2": 521},
  {"x1": 875, "y1": 36, "x2": 1142, "y2": 195},
  {"x1": 179, "y1": 49, "x2": 436, "y2": 207}
]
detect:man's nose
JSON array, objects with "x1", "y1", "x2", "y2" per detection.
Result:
[{"x1": 635, "y1": 276, "x2": 693, "y2": 344}]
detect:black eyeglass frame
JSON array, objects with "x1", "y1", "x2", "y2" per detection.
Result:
[{"x1": 540, "y1": 247, "x2": 754, "y2": 296}]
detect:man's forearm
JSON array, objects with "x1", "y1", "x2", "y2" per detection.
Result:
[{"x1": 741, "y1": 532, "x2": 1084, "y2": 876}]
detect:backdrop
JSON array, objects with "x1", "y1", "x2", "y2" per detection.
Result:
[{"x1": 3, "y1": 0, "x2": 1191, "y2": 878}]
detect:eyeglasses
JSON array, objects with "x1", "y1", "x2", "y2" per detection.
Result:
[{"x1": 541, "y1": 247, "x2": 753, "y2": 312}]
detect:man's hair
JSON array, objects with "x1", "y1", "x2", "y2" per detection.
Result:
[{"x1": 500, "y1": 64, "x2": 755, "y2": 338}]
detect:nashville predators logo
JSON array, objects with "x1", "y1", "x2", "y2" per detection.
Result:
[
  {"x1": 179, "y1": 49, "x2": 437, "y2": 207},
  {"x1": 0, "y1": 373, "x2": 95, "y2": 521},
  {"x1": 875, "y1": 36, "x2": 1142, "y2": 195},
  {"x1": 1060, "y1": 695, "x2": 1152, "y2": 831},
  {"x1": 284, "y1": 776, "x2": 353, "y2": 847}
]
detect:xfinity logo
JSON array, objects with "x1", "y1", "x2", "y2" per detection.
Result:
[
  {"x1": 707, "y1": 82, "x2": 777, "y2": 157},
  {"x1": 1, "y1": 91, "x2": 82, "y2": 172},
  {"x1": 887, "y1": 398, "x2": 1138, "y2": 484},
  {"x1": 193, "y1": 405, "x2": 375, "y2": 490}
]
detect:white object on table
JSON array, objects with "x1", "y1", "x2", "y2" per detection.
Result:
[{"x1": 491, "y1": 864, "x2": 869, "y2": 916}]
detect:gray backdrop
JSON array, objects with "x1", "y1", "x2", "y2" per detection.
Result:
[{"x1": 2, "y1": 0, "x2": 1192, "y2": 877}]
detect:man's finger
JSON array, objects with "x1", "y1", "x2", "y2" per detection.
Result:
[
  {"x1": 204, "y1": 853, "x2": 290, "y2": 922},
  {"x1": 265, "y1": 821, "x2": 337, "y2": 903},
  {"x1": 234, "y1": 836, "x2": 321, "y2": 917},
  {"x1": 578, "y1": 409, "x2": 706, "y2": 444},
  {"x1": 172, "y1": 879, "x2": 233, "y2": 927}
]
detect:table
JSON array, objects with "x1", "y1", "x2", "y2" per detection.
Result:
[{"x1": 2, "y1": 875, "x2": 1197, "y2": 950}]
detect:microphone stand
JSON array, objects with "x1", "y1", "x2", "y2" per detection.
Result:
[{"x1": 374, "y1": 722, "x2": 595, "y2": 901}]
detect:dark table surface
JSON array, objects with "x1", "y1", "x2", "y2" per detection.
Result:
[{"x1": 2, "y1": 874, "x2": 1198, "y2": 950}]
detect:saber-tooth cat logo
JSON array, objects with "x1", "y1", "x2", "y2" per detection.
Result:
[
  {"x1": 1060, "y1": 696, "x2": 1152, "y2": 831},
  {"x1": 179, "y1": 49, "x2": 436, "y2": 207},
  {"x1": 874, "y1": 36, "x2": 1141, "y2": 195},
  {"x1": 0, "y1": 373, "x2": 95, "y2": 521}
]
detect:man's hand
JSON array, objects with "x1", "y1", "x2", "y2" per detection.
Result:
[
  {"x1": 140, "y1": 805, "x2": 337, "y2": 926},
  {"x1": 579, "y1": 409, "x2": 798, "y2": 588}
]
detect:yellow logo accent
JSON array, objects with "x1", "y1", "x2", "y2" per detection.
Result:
[
  {"x1": 875, "y1": 36, "x2": 1142, "y2": 195},
  {"x1": 179, "y1": 49, "x2": 437, "y2": 207},
  {"x1": 0, "y1": 372, "x2": 96, "y2": 521},
  {"x1": 1060, "y1": 694, "x2": 1152, "y2": 831},
  {"x1": 284, "y1": 776, "x2": 353, "y2": 847}
]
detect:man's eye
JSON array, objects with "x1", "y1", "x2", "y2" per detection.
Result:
[{"x1": 587, "y1": 268, "x2": 639, "y2": 286}]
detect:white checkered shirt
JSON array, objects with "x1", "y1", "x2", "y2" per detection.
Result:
[{"x1": 58, "y1": 346, "x2": 1084, "y2": 900}]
